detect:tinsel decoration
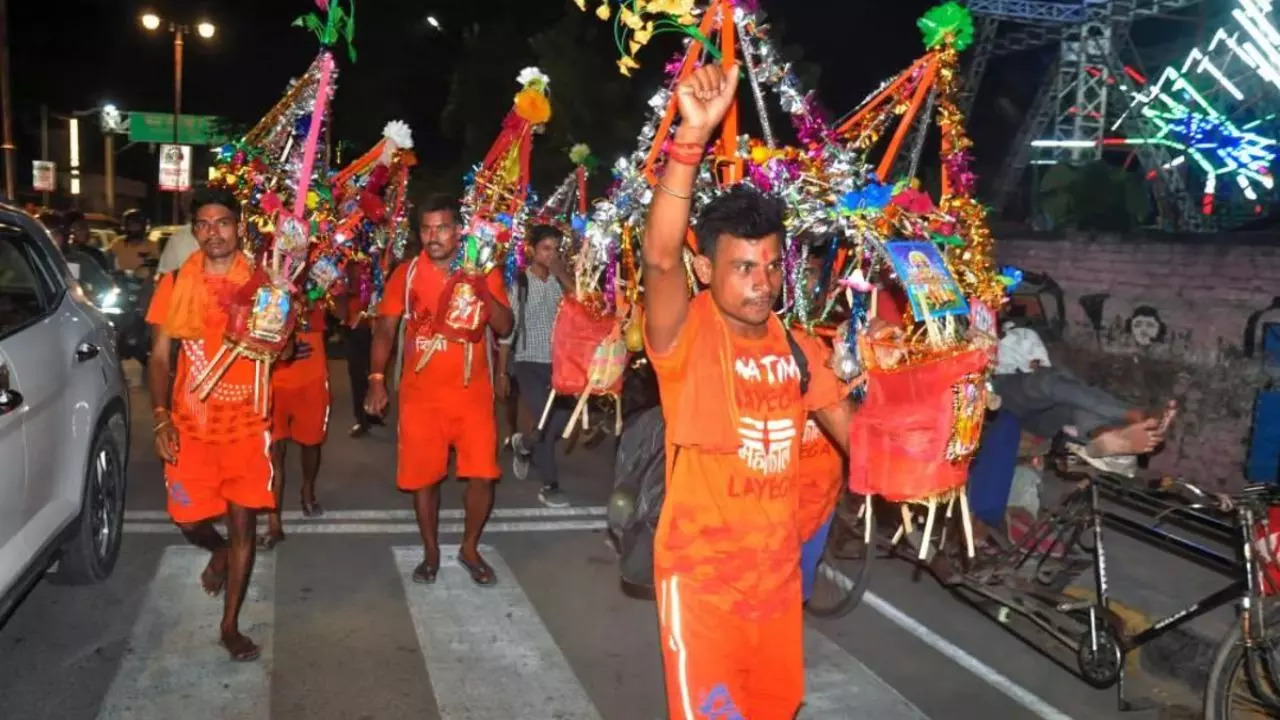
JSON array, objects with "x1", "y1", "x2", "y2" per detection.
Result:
[{"x1": 917, "y1": 1, "x2": 974, "y2": 52}]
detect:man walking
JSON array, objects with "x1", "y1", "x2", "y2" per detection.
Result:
[
  {"x1": 498, "y1": 224, "x2": 575, "y2": 508},
  {"x1": 146, "y1": 187, "x2": 275, "y2": 662},
  {"x1": 262, "y1": 303, "x2": 331, "y2": 548},
  {"x1": 642, "y1": 64, "x2": 853, "y2": 718},
  {"x1": 365, "y1": 194, "x2": 514, "y2": 585}
]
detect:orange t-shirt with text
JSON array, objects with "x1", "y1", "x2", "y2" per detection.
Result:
[
  {"x1": 146, "y1": 269, "x2": 267, "y2": 444},
  {"x1": 648, "y1": 300, "x2": 845, "y2": 619},
  {"x1": 792, "y1": 332, "x2": 846, "y2": 541},
  {"x1": 273, "y1": 305, "x2": 328, "y2": 388},
  {"x1": 378, "y1": 256, "x2": 510, "y2": 404}
]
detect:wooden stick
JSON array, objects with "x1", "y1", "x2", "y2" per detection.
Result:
[
  {"x1": 190, "y1": 344, "x2": 229, "y2": 393},
  {"x1": 918, "y1": 497, "x2": 938, "y2": 561},
  {"x1": 562, "y1": 391, "x2": 592, "y2": 440},
  {"x1": 836, "y1": 55, "x2": 931, "y2": 136},
  {"x1": 959, "y1": 491, "x2": 976, "y2": 559},
  {"x1": 537, "y1": 390, "x2": 558, "y2": 432},
  {"x1": 899, "y1": 503, "x2": 914, "y2": 537},
  {"x1": 863, "y1": 494, "x2": 874, "y2": 546}
]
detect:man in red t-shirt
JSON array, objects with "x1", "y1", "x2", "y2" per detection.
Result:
[
  {"x1": 261, "y1": 304, "x2": 331, "y2": 547},
  {"x1": 365, "y1": 194, "x2": 513, "y2": 585}
]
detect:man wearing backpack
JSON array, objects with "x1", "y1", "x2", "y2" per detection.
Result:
[
  {"x1": 641, "y1": 64, "x2": 855, "y2": 719},
  {"x1": 497, "y1": 224, "x2": 576, "y2": 508}
]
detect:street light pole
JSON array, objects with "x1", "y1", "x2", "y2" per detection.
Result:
[
  {"x1": 172, "y1": 24, "x2": 185, "y2": 224},
  {"x1": 0, "y1": 0, "x2": 16, "y2": 202},
  {"x1": 39, "y1": 104, "x2": 49, "y2": 207}
]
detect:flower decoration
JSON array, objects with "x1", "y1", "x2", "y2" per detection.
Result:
[
  {"x1": 998, "y1": 265, "x2": 1024, "y2": 290},
  {"x1": 577, "y1": 0, "x2": 711, "y2": 75},
  {"x1": 892, "y1": 186, "x2": 936, "y2": 214},
  {"x1": 516, "y1": 67, "x2": 550, "y2": 91},
  {"x1": 513, "y1": 67, "x2": 552, "y2": 125},
  {"x1": 292, "y1": 0, "x2": 357, "y2": 61},
  {"x1": 569, "y1": 143, "x2": 593, "y2": 166},
  {"x1": 838, "y1": 183, "x2": 894, "y2": 215},
  {"x1": 918, "y1": 2, "x2": 974, "y2": 52}
]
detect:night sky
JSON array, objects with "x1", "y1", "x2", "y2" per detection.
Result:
[{"x1": 6, "y1": 0, "x2": 1077, "y2": 212}]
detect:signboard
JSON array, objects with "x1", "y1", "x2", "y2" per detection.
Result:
[
  {"x1": 158, "y1": 144, "x2": 192, "y2": 192},
  {"x1": 32, "y1": 161, "x2": 55, "y2": 192},
  {"x1": 129, "y1": 112, "x2": 229, "y2": 146}
]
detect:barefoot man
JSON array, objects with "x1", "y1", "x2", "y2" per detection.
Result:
[
  {"x1": 262, "y1": 303, "x2": 331, "y2": 548},
  {"x1": 146, "y1": 187, "x2": 275, "y2": 661},
  {"x1": 643, "y1": 64, "x2": 853, "y2": 718},
  {"x1": 365, "y1": 194, "x2": 514, "y2": 585}
]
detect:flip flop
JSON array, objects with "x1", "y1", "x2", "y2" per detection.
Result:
[
  {"x1": 220, "y1": 636, "x2": 261, "y2": 663},
  {"x1": 301, "y1": 500, "x2": 324, "y2": 518},
  {"x1": 411, "y1": 560, "x2": 439, "y2": 585},
  {"x1": 457, "y1": 553, "x2": 497, "y2": 586},
  {"x1": 256, "y1": 533, "x2": 285, "y2": 551}
]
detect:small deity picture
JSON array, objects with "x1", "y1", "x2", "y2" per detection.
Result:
[
  {"x1": 248, "y1": 287, "x2": 292, "y2": 344},
  {"x1": 444, "y1": 281, "x2": 483, "y2": 332},
  {"x1": 947, "y1": 374, "x2": 987, "y2": 461},
  {"x1": 969, "y1": 299, "x2": 996, "y2": 337},
  {"x1": 886, "y1": 240, "x2": 969, "y2": 320}
]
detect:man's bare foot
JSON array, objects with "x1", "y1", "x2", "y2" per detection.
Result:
[
  {"x1": 200, "y1": 550, "x2": 228, "y2": 596},
  {"x1": 256, "y1": 530, "x2": 285, "y2": 551},
  {"x1": 1089, "y1": 418, "x2": 1164, "y2": 457},
  {"x1": 219, "y1": 628, "x2": 261, "y2": 662}
]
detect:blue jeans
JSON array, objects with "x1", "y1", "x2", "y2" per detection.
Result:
[{"x1": 801, "y1": 512, "x2": 836, "y2": 602}]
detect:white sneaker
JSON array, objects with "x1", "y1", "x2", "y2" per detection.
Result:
[{"x1": 510, "y1": 432, "x2": 531, "y2": 481}]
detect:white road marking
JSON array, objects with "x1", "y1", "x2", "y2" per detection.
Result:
[
  {"x1": 124, "y1": 519, "x2": 608, "y2": 535},
  {"x1": 393, "y1": 545, "x2": 603, "y2": 720},
  {"x1": 125, "y1": 506, "x2": 607, "y2": 521},
  {"x1": 864, "y1": 591, "x2": 1074, "y2": 720},
  {"x1": 96, "y1": 546, "x2": 275, "y2": 720},
  {"x1": 799, "y1": 629, "x2": 929, "y2": 718}
]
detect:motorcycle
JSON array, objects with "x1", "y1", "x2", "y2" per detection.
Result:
[{"x1": 96, "y1": 261, "x2": 156, "y2": 366}]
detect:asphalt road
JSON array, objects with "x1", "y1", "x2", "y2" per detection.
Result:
[{"x1": 0, "y1": 360, "x2": 1199, "y2": 719}]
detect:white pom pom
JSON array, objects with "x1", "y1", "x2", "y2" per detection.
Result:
[{"x1": 382, "y1": 120, "x2": 414, "y2": 150}]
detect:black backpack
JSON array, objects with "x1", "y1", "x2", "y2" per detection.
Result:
[{"x1": 609, "y1": 329, "x2": 811, "y2": 592}]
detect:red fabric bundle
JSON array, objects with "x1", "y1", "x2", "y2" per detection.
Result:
[
  {"x1": 848, "y1": 346, "x2": 990, "y2": 502},
  {"x1": 550, "y1": 298, "x2": 620, "y2": 395}
]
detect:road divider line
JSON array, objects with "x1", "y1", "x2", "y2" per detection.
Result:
[
  {"x1": 124, "y1": 519, "x2": 608, "y2": 535},
  {"x1": 863, "y1": 591, "x2": 1074, "y2": 720},
  {"x1": 125, "y1": 506, "x2": 607, "y2": 522},
  {"x1": 96, "y1": 546, "x2": 275, "y2": 720},
  {"x1": 394, "y1": 545, "x2": 603, "y2": 719},
  {"x1": 800, "y1": 628, "x2": 929, "y2": 718}
]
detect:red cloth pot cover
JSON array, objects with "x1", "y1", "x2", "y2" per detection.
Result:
[
  {"x1": 551, "y1": 297, "x2": 619, "y2": 395},
  {"x1": 848, "y1": 346, "x2": 991, "y2": 502},
  {"x1": 435, "y1": 273, "x2": 491, "y2": 345}
]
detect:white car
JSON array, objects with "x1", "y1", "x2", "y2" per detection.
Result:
[{"x1": 0, "y1": 204, "x2": 130, "y2": 623}]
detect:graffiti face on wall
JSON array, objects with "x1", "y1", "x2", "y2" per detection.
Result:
[{"x1": 1127, "y1": 305, "x2": 1168, "y2": 346}]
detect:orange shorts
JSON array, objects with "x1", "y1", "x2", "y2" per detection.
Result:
[
  {"x1": 655, "y1": 574, "x2": 804, "y2": 720},
  {"x1": 165, "y1": 430, "x2": 276, "y2": 524},
  {"x1": 272, "y1": 379, "x2": 331, "y2": 445},
  {"x1": 397, "y1": 398, "x2": 500, "y2": 490}
]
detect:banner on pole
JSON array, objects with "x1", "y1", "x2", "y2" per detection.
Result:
[
  {"x1": 32, "y1": 161, "x2": 56, "y2": 192},
  {"x1": 158, "y1": 144, "x2": 192, "y2": 192}
]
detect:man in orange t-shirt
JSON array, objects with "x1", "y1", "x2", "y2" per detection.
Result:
[
  {"x1": 146, "y1": 187, "x2": 280, "y2": 662},
  {"x1": 642, "y1": 65, "x2": 853, "y2": 719},
  {"x1": 365, "y1": 193, "x2": 513, "y2": 586},
  {"x1": 261, "y1": 304, "x2": 331, "y2": 547}
]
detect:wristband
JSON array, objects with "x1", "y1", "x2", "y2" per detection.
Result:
[
  {"x1": 153, "y1": 420, "x2": 172, "y2": 434},
  {"x1": 152, "y1": 407, "x2": 170, "y2": 417},
  {"x1": 369, "y1": 372, "x2": 386, "y2": 382},
  {"x1": 667, "y1": 142, "x2": 704, "y2": 166}
]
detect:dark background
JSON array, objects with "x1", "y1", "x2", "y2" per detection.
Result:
[{"x1": 7, "y1": 0, "x2": 1208, "y2": 217}]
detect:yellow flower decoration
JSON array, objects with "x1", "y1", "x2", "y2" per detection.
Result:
[
  {"x1": 618, "y1": 55, "x2": 640, "y2": 76},
  {"x1": 596, "y1": 2, "x2": 611, "y2": 20}
]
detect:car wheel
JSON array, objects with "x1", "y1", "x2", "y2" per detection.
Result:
[{"x1": 52, "y1": 415, "x2": 127, "y2": 585}]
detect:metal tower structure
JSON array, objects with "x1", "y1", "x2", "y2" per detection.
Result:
[{"x1": 962, "y1": 0, "x2": 1210, "y2": 228}]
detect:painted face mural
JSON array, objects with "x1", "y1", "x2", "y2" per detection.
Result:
[{"x1": 1127, "y1": 306, "x2": 1167, "y2": 346}]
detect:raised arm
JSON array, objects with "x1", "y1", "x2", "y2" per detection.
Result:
[{"x1": 642, "y1": 62, "x2": 739, "y2": 355}]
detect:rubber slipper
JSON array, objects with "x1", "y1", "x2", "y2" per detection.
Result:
[
  {"x1": 457, "y1": 554, "x2": 497, "y2": 586},
  {"x1": 411, "y1": 560, "x2": 439, "y2": 585}
]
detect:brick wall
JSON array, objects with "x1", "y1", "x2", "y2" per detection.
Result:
[{"x1": 996, "y1": 230, "x2": 1280, "y2": 490}]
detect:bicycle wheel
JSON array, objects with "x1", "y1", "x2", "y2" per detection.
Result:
[
  {"x1": 1204, "y1": 599, "x2": 1280, "y2": 719},
  {"x1": 805, "y1": 492, "x2": 875, "y2": 619}
]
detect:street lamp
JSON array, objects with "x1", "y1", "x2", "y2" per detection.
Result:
[
  {"x1": 139, "y1": 11, "x2": 217, "y2": 223},
  {"x1": 425, "y1": 15, "x2": 442, "y2": 31}
]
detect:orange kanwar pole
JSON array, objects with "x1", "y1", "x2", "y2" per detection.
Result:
[{"x1": 875, "y1": 54, "x2": 938, "y2": 181}]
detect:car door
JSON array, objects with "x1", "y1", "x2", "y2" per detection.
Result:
[
  {"x1": 0, "y1": 234, "x2": 40, "y2": 594},
  {"x1": 0, "y1": 221, "x2": 85, "y2": 558}
]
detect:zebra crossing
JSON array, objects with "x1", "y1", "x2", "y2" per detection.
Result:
[{"x1": 84, "y1": 542, "x2": 930, "y2": 720}]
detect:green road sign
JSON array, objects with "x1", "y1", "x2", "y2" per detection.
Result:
[{"x1": 128, "y1": 112, "x2": 230, "y2": 145}]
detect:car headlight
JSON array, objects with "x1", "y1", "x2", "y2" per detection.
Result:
[{"x1": 99, "y1": 287, "x2": 124, "y2": 314}]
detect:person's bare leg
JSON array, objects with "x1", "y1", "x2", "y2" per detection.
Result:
[
  {"x1": 299, "y1": 443, "x2": 322, "y2": 516},
  {"x1": 220, "y1": 502, "x2": 260, "y2": 661},
  {"x1": 411, "y1": 485, "x2": 441, "y2": 583},
  {"x1": 179, "y1": 520, "x2": 228, "y2": 596},
  {"x1": 458, "y1": 479, "x2": 496, "y2": 584},
  {"x1": 260, "y1": 442, "x2": 287, "y2": 548}
]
